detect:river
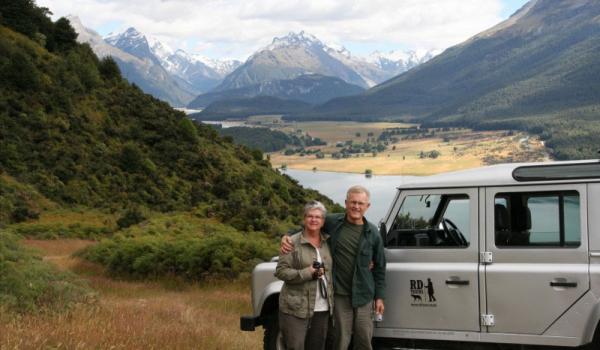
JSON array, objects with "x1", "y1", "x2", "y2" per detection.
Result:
[{"x1": 282, "y1": 169, "x2": 418, "y2": 223}]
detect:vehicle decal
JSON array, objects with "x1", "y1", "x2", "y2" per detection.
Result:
[{"x1": 410, "y1": 278, "x2": 437, "y2": 307}]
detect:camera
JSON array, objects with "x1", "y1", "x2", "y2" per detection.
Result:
[{"x1": 312, "y1": 260, "x2": 324, "y2": 280}]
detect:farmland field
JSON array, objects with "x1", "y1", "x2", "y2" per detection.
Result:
[{"x1": 265, "y1": 120, "x2": 549, "y2": 175}]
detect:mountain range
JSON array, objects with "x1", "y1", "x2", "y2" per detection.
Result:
[
  {"x1": 195, "y1": 31, "x2": 436, "y2": 108},
  {"x1": 68, "y1": 16, "x2": 194, "y2": 107},
  {"x1": 298, "y1": 0, "x2": 600, "y2": 160},
  {"x1": 69, "y1": 16, "x2": 241, "y2": 106},
  {"x1": 69, "y1": 18, "x2": 437, "y2": 108},
  {"x1": 188, "y1": 73, "x2": 365, "y2": 110}
]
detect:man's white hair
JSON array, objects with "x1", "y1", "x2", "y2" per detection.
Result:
[{"x1": 346, "y1": 185, "x2": 370, "y2": 200}]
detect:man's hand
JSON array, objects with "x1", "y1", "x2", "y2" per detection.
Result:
[
  {"x1": 374, "y1": 298, "x2": 385, "y2": 315},
  {"x1": 312, "y1": 267, "x2": 324, "y2": 280},
  {"x1": 280, "y1": 235, "x2": 294, "y2": 254}
]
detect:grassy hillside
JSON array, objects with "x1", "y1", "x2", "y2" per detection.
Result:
[
  {"x1": 0, "y1": 22, "x2": 337, "y2": 233},
  {"x1": 1, "y1": 239, "x2": 262, "y2": 349},
  {"x1": 0, "y1": 0, "x2": 341, "y2": 313}
]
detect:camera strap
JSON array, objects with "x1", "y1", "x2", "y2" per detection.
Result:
[{"x1": 318, "y1": 277, "x2": 328, "y2": 299}]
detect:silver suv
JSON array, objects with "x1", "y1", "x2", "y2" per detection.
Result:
[{"x1": 241, "y1": 160, "x2": 600, "y2": 349}]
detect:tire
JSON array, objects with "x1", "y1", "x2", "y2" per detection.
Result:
[{"x1": 263, "y1": 313, "x2": 284, "y2": 350}]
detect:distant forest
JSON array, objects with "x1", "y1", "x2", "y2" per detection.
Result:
[
  {"x1": 212, "y1": 125, "x2": 326, "y2": 153},
  {"x1": 213, "y1": 126, "x2": 291, "y2": 152}
]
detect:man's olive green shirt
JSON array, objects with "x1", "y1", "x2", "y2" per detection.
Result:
[
  {"x1": 333, "y1": 221, "x2": 362, "y2": 296},
  {"x1": 324, "y1": 213, "x2": 386, "y2": 308}
]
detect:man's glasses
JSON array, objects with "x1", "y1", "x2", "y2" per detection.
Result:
[{"x1": 347, "y1": 200, "x2": 368, "y2": 207}]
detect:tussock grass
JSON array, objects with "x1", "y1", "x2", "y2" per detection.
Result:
[
  {"x1": 0, "y1": 239, "x2": 262, "y2": 349},
  {"x1": 0, "y1": 234, "x2": 94, "y2": 313}
]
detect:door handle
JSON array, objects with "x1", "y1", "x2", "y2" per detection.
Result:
[
  {"x1": 445, "y1": 279, "x2": 469, "y2": 286},
  {"x1": 550, "y1": 281, "x2": 577, "y2": 288}
]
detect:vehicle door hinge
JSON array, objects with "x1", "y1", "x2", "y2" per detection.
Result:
[
  {"x1": 480, "y1": 251, "x2": 493, "y2": 264},
  {"x1": 481, "y1": 314, "x2": 495, "y2": 327}
]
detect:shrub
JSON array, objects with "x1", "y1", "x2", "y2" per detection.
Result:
[
  {"x1": 10, "y1": 223, "x2": 112, "y2": 239},
  {"x1": 11, "y1": 205, "x2": 39, "y2": 223},
  {"x1": 80, "y1": 222, "x2": 278, "y2": 280},
  {"x1": 117, "y1": 208, "x2": 146, "y2": 229},
  {"x1": 0, "y1": 231, "x2": 93, "y2": 312}
]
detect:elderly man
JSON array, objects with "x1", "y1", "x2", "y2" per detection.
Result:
[{"x1": 282, "y1": 185, "x2": 386, "y2": 350}]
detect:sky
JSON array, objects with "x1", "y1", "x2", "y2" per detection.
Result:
[{"x1": 37, "y1": 0, "x2": 530, "y2": 61}]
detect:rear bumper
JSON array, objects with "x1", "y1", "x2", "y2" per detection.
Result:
[{"x1": 240, "y1": 315, "x2": 264, "y2": 331}]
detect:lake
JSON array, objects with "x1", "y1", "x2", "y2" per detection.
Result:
[
  {"x1": 201, "y1": 120, "x2": 259, "y2": 128},
  {"x1": 282, "y1": 169, "x2": 418, "y2": 223}
]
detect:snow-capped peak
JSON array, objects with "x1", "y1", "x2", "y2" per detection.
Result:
[
  {"x1": 366, "y1": 49, "x2": 440, "y2": 69},
  {"x1": 325, "y1": 42, "x2": 354, "y2": 59},
  {"x1": 104, "y1": 27, "x2": 147, "y2": 47},
  {"x1": 147, "y1": 36, "x2": 175, "y2": 60},
  {"x1": 264, "y1": 31, "x2": 324, "y2": 51}
]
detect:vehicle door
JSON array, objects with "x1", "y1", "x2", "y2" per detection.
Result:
[
  {"x1": 484, "y1": 184, "x2": 589, "y2": 335},
  {"x1": 379, "y1": 188, "x2": 480, "y2": 332}
]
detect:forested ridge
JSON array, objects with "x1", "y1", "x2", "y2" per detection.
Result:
[{"x1": 0, "y1": 0, "x2": 340, "y2": 312}]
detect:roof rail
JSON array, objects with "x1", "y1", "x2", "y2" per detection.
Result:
[{"x1": 512, "y1": 161, "x2": 600, "y2": 182}]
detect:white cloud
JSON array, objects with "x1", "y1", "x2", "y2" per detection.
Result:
[{"x1": 37, "y1": 0, "x2": 513, "y2": 59}]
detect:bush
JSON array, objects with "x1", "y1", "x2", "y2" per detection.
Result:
[
  {"x1": 80, "y1": 222, "x2": 278, "y2": 280},
  {"x1": 117, "y1": 208, "x2": 146, "y2": 229},
  {"x1": 10, "y1": 223, "x2": 112, "y2": 239},
  {"x1": 0, "y1": 231, "x2": 93, "y2": 312},
  {"x1": 11, "y1": 205, "x2": 39, "y2": 223}
]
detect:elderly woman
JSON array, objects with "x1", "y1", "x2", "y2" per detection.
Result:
[{"x1": 275, "y1": 200, "x2": 334, "y2": 350}]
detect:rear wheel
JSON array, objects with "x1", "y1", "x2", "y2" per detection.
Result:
[{"x1": 263, "y1": 313, "x2": 284, "y2": 350}]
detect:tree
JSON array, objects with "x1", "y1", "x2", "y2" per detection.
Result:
[
  {"x1": 51, "y1": 17, "x2": 78, "y2": 51},
  {"x1": 2, "y1": 51, "x2": 40, "y2": 90},
  {"x1": 99, "y1": 56, "x2": 121, "y2": 80},
  {"x1": 428, "y1": 150, "x2": 441, "y2": 159},
  {"x1": 0, "y1": 0, "x2": 53, "y2": 39},
  {"x1": 120, "y1": 143, "x2": 146, "y2": 173}
]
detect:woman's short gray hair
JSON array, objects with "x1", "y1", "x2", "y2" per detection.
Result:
[{"x1": 304, "y1": 200, "x2": 327, "y2": 218}]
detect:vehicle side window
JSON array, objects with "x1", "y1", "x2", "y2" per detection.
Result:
[
  {"x1": 494, "y1": 191, "x2": 580, "y2": 247},
  {"x1": 387, "y1": 194, "x2": 470, "y2": 248}
]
